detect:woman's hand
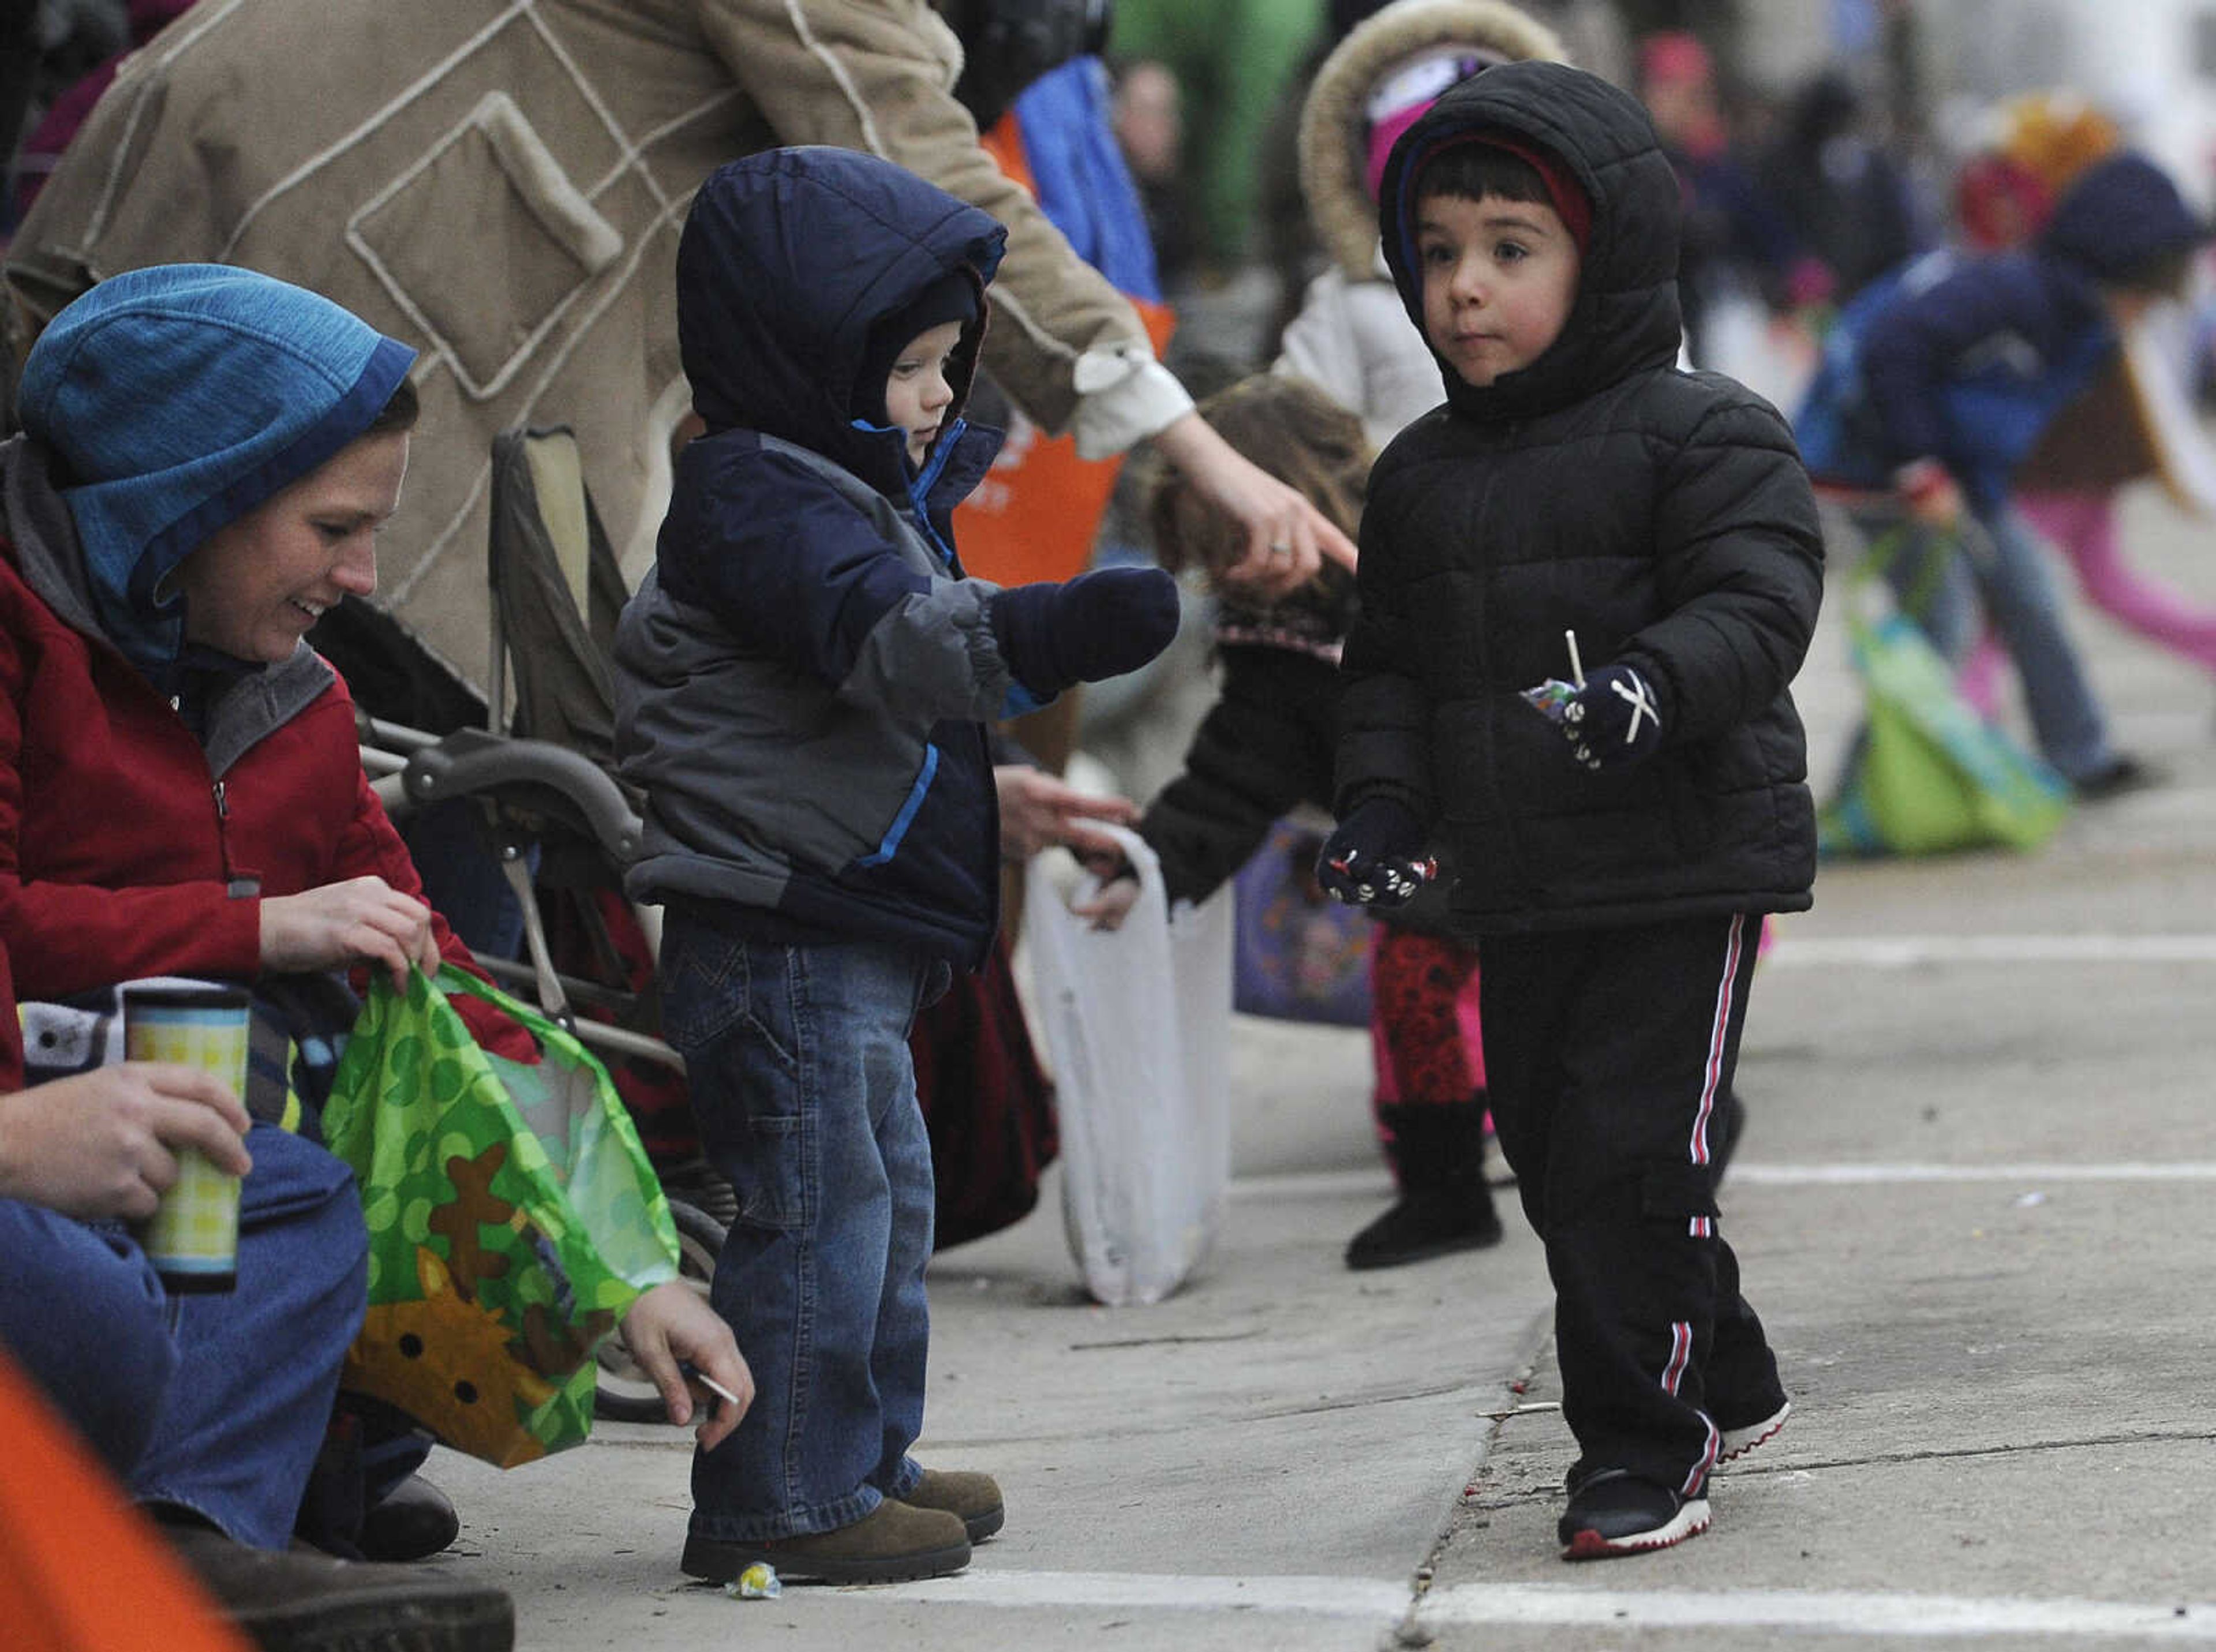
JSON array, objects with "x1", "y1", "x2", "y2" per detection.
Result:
[
  {"x1": 0, "y1": 1065, "x2": 251, "y2": 1220},
  {"x1": 995, "y1": 765, "x2": 1137, "y2": 863},
  {"x1": 619, "y1": 1280, "x2": 754, "y2": 1451},
  {"x1": 259, "y1": 876, "x2": 441, "y2": 994},
  {"x1": 1150, "y1": 410, "x2": 1358, "y2": 599}
]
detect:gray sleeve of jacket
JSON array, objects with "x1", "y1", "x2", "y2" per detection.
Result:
[{"x1": 841, "y1": 574, "x2": 1027, "y2": 726}]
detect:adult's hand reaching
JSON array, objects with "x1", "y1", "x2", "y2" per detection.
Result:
[
  {"x1": 1151, "y1": 410, "x2": 1358, "y2": 599},
  {"x1": 0, "y1": 1065, "x2": 251, "y2": 1220},
  {"x1": 995, "y1": 765, "x2": 1137, "y2": 867},
  {"x1": 619, "y1": 1280, "x2": 754, "y2": 1451},
  {"x1": 260, "y1": 876, "x2": 441, "y2": 994}
]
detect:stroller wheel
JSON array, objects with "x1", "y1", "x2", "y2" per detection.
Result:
[{"x1": 594, "y1": 1196, "x2": 729, "y2": 1422}]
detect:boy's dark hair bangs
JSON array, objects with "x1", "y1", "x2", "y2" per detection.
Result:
[{"x1": 1413, "y1": 140, "x2": 1550, "y2": 209}]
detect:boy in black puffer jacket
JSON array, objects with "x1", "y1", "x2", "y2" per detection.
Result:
[{"x1": 1317, "y1": 60, "x2": 1824, "y2": 1559}]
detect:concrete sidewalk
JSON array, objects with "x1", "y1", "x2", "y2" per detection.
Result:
[
  {"x1": 436, "y1": 1012, "x2": 1555, "y2": 1650},
  {"x1": 434, "y1": 482, "x2": 2216, "y2": 1647}
]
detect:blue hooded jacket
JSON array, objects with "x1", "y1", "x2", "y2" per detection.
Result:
[
  {"x1": 612, "y1": 148, "x2": 1024, "y2": 965},
  {"x1": 1793, "y1": 152, "x2": 2206, "y2": 514},
  {"x1": 14, "y1": 264, "x2": 414, "y2": 691}
]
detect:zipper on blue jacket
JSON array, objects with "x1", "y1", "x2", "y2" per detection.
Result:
[
  {"x1": 856, "y1": 742, "x2": 940, "y2": 868},
  {"x1": 906, "y1": 418, "x2": 969, "y2": 574},
  {"x1": 845, "y1": 414, "x2": 968, "y2": 573}
]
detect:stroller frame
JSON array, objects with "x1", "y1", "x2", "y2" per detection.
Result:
[{"x1": 358, "y1": 424, "x2": 721, "y2": 1423}]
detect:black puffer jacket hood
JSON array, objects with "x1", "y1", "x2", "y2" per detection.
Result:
[
  {"x1": 677, "y1": 147, "x2": 1007, "y2": 499},
  {"x1": 1377, "y1": 58, "x2": 1682, "y2": 423},
  {"x1": 1339, "y1": 62, "x2": 1823, "y2": 935},
  {"x1": 2037, "y1": 151, "x2": 2207, "y2": 284}
]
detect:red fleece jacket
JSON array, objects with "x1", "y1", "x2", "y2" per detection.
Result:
[{"x1": 0, "y1": 537, "x2": 529, "y2": 1059}]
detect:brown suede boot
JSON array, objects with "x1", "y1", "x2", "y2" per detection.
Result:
[
  {"x1": 162, "y1": 1522, "x2": 513, "y2": 1652},
  {"x1": 901, "y1": 1468, "x2": 1005, "y2": 1542},
  {"x1": 680, "y1": 1499, "x2": 969, "y2": 1586}
]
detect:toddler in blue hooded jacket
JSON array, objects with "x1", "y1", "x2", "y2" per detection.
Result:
[{"x1": 611, "y1": 146, "x2": 1178, "y2": 1585}]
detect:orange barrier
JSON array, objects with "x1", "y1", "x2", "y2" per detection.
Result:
[
  {"x1": 0, "y1": 1343, "x2": 248, "y2": 1651},
  {"x1": 954, "y1": 113, "x2": 1176, "y2": 589}
]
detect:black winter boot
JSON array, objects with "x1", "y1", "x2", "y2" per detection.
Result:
[
  {"x1": 359, "y1": 1474, "x2": 461, "y2": 1563},
  {"x1": 1346, "y1": 1101, "x2": 1504, "y2": 1269}
]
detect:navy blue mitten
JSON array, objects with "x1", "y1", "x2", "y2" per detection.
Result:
[
  {"x1": 1315, "y1": 798, "x2": 1435, "y2": 909},
  {"x1": 1560, "y1": 661, "x2": 1664, "y2": 771},
  {"x1": 990, "y1": 567, "x2": 1181, "y2": 697}
]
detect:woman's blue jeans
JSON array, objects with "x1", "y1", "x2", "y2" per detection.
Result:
[
  {"x1": 660, "y1": 915, "x2": 948, "y2": 1542},
  {"x1": 0, "y1": 1125, "x2": 368, "y2": 1549}
]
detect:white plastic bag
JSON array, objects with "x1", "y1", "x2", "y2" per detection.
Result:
[{"x1": 1024, "y1": 825, "x2": 1233, "y2": 1305}]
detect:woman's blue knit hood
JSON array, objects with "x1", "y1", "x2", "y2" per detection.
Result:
[{"x1": 15, "y1": 264, "x2": 415, "y2": 681}]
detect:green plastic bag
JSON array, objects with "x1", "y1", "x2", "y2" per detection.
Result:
[
  {"x1": 1819, "y1": 527, "x2": 2071, "y2": 857},
  {"x1": 322, "y1": 964, "x2": 679, "y2": 1467}
]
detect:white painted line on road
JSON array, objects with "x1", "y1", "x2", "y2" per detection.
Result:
[
  {"x1": 1230, "y1": 1163, "x2": 2216, "y2": 1201},
  {"x1": 1420, "y1": 1582, "x2": 2216, "y2": 1639},
  {"x1": 848, "y1": 1571, "x2": 2216, "y2": 1640},
  {"x1": 1730, "y1": 1162, "x2": 2216, "y2": 1185},
  {"x1": 1769, "y1": 934, "x2": 2216, "y2": 967},
  {"x1": 1229, "y1": 1167, "x2": 1392, "y2": 1201},
  {"x1": 864, "y1": 1569, "x2": 1408, "y2": 1620}
]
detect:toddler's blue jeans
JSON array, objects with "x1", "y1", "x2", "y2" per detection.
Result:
[
  {"x1": 0, "y1": 1125, "x2": 368, "y2": 1549},
  {"x1": 661, "y1": 913, "x2": 948, "y2": 1542}
]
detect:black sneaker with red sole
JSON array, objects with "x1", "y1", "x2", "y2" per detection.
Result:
[{"x1": 1558, "y1": 1470, "x2": 1710, "y2": 1560}]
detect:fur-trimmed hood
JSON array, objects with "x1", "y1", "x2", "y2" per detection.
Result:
[{"x1": 1299, "y1": 0, "x2": 1567, "y2": 282}]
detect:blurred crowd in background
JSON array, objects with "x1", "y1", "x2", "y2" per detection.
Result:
[
  {"x1": 10, "y1": 0, "x2": 2216, "y2": 1010},
  {"x1": 11, "y1": 0, "x2": 2216, "y2": 545},
  {"x1": 8, "y1": 1, "x2": 2215, "y2": 388}
]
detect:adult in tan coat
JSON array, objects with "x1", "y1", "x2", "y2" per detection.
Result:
[{"x1": 5, "y1": 0, "x2": 1348, "y2": 702}]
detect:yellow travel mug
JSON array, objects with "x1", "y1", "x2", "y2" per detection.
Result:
[{"x1": 122, "y1": 984, "x2": 251, "y2": 1294}]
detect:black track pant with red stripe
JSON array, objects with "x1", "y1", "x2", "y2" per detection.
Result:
[{"x1": 1479, "y1": 912, "x2": 1785, "y2": 1497}]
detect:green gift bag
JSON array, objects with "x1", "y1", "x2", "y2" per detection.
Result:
[
  {"x1": 322, "y1": 964, "x2": 680, "y2": 1467},
  {"x1": 1818, "y1": 525, "x2": 2071, "y2": 858}
]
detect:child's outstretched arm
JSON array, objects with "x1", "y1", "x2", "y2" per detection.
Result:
[
  {"x1": 1083, "y1": 645, "x2": 1343, "y2": 929},
  {"x1": 657, "y1": 453, "x2": 1174, "y2": 725}
]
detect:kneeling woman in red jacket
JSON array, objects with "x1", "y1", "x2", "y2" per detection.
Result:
[{"x1": 0, "y1": 264, "x2": 744, "y2": 1580}]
